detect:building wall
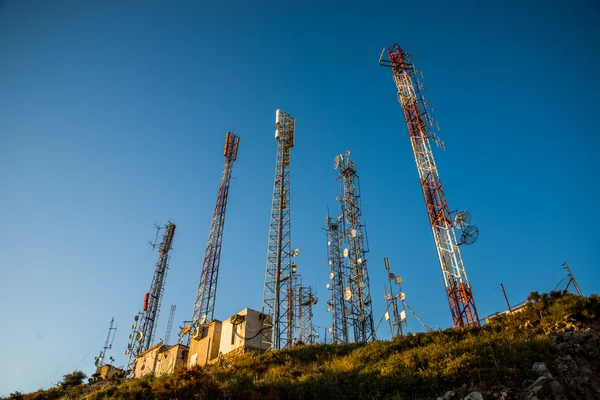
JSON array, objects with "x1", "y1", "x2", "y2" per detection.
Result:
[
  {"x1": 97, "y1": 364, "x2": 122, "y2": 380},
  {"x1": 134, "y1": 344, "x2": 161, "y2": 378},
  {"x1": 219, "y1": 308, "x2": 271, "y2": 356},
  {"x1": 154, "y1": 344, "x2": 189, "y2": 377},
  {"x1": 188, "y1": 320, "x2": 222, "y2": 368}
]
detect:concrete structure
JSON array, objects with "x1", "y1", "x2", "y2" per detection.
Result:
[
  {"x1": 188, "y1": 308, "x2": 271, "y2": 368},
  {"x1": 188, "y1": 320, "x2": 223, "y2": 368},
  {"x1": 97, "y1": 364, "x2": 122, "y2": 380},
  {"x1": 134, "y1": 343, "x2": 189, "y2": 378}
]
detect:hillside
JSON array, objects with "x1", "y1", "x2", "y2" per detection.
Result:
[{"x1": 5, "y1": 292, "x2": 599, "y2": 400}]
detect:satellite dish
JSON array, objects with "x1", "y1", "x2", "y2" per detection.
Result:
[
  {"x1": 292, "y1": 248, "x2": 300, "y2": 257},
  {"x1": 200, "y1": 315, "x2": 207, "y2": 325},
  {"x1": 311, "y1": 296, "x2": 318, "y2": 305},
  {"x1": 326, "y1": 283, "x2": 331, "y2": 289},
  {"x1": 454, "y1": 210, "x2": 472, "y2": 230},
  {"x1": 95, "y1": 357, "x2": 101, "y2": 367},
  {"x1": 346, "y1": 150, "x2": 351, "y2": 157},
  {"x1": 460, "y1": 226, "x2": 479, "y2": 245},
  {"x1": 327, "y1": 241, "x2": 331, "y2": 246},
  {"x1": 384, "y1": 293, "x2": 392, "y2": 301},
  {"x1": 178, "y1": 337, "x2": 183, "y2": 344},
  {"x1": 357, "y1": 258, "x2": 362, "y2": 264},
  {"x1": 388, "y1": 272, "x2": 395, "y2": 280},
  {"x1": 328, "y1": 327, "x2": 333, "y2": 333},
  {"x1": 134, "y1": 315, "x2": 139, "y2": 321},
  {"x1": 334, "y1": 155, "x2": 340, "y2": 170},
  {"x1": 125, "y1": 349, "x2": 130, "y2": 355},
  {"x1": 395, "y1": 276, "x2": 403, "y2": 285},
  {"x1": 344, "y1": 287, "x2": 352, "y2": 300},
  {"x1": 131, "y1": 324, "x2": 136, "y2": 330},
  {"x1": 315, "y1": 333, "x2": 320, "y2": 339},
  {"x1": 328, "y1": 260, "x2": 332, "y2": 266},
  {"x1": 326, "y1": 306, "x2": 331, "y2": 312},
  {"x1": 343, "y1": 248, "x2": 349, "y2": 258},
  {"x1": 129, "y1": 333, "x2": 134, "y2": 340},
  {"x1": 398, "y1": 292, "x2": 406, "y2": 301},
  {"x1": 136, "y1": 331, "x2": 143, "y2": 341},
  {"x1": 351, "y1": 229, "x2": 357, "y2": 238},
  {"x1": 329, "y1": 272, "x2": 334, "y2": 279}
]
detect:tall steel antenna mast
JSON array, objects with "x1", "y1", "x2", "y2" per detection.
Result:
[
  {"x1": 95, "y1": 317, "x2": 117, "y2": 367},
  {"x1": 298, "y1": 284, "x2": 317, "y2": 344},
  {"x1": 126, "y1": 222, "x2": 176, "y2": 372},
  {"x1": 380, "y1": 44, "x2": 480, "y2": 328},
  {"x1": 336, "y1": 151, "x2": 376, "y2": 342},
  {"x1": 262, "y1": 109, "x2": 298, "y2": 350},
  {"x1": 164, "y1": 305, "x2": 176, "y2": 345},
  {"x1": 325, "y1": 214, "x2": 349, "y2": 344},
  {"x1": 189, "y1": 132, "x2": 240, "y2": 342}
]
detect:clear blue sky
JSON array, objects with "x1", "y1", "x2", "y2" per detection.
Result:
[{"x1": 1, "y1": 0, "x2": 598, "y2": 395}]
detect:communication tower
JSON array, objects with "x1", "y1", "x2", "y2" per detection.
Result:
[
  {"x1": 126, "y1": 222, "x2": 176, "y2": 373},
  {"x1": 325, "y1": 215, "x2": 349, "y2": 343},
  {"x1": 262, "y1": 109, "x2": 298, "y2": 350},
  {"x1": 164, "y1": 305, "x2": 176, "y2": 345},
  {"x1": 189, "y1": 132, "x2": 240, "y2": 342},
  {"x1": 383, "y1": 258, "x2": 405, "y2": 337},
  {"x1": 95, "y1": 317, "x2": 117, "y2": 367},
  {"x1": 380, "y1": 44, "x2": 480, "y2": 328},
  {"x1": 298, "y1": 284, "x2": 318, "y2": 344},
  {"x1": 335, "y1": 151, "x2": 376, "y2": 342}
]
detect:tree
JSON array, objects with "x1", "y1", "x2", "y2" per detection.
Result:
[{"x1": 59, "y1": 370, "x2": 87, "y2": 389}]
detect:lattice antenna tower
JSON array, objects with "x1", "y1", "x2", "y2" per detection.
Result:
[
  {"x1": 380, "y1": 44, "x2": 480, "y2": 328},
  {"x1": 164, "y1": 305, "x2": 176, "y2": 345},
  {"x1": 298, "y1": 283, "x2": 318, "y2": 344},
  {"x1": 262, "y1": 109, "x2": 297, "y2": 350},
  {"x1": 325, "y1": 214, "x2": 349, "y2": 343},
  {"x1": 95, "y1": 317, "x2": 117, "y2": 368},
  {"x1": 336, "y1": 151, "x2": 376, "y2": 342},
  {"x1": 189, "y1": 132, "x2": 240, "y2": 342},
  {"x1": 125, "y1": 222, "x2": 176, "y2": 373},
  {"x1": 383, "y1": 258, "x2": 406, "y2": 337}
]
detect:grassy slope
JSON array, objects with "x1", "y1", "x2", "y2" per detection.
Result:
[{"x1": 10, "y1": 292, "x2": 600, "y2": 400}]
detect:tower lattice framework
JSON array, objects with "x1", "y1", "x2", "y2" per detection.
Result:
[
  {"x1": 326, "y1": 216, "x2": 349, "y2": 343},
  {"x1": 126, "y1": 222, "x2": 176, "y2": 373},
  {"x1": 298, "y1": 284, "x2": 315, "y2": 344},
  {"x1": 189, "y1": 132, "x2": 240, "y2": 341},
  {"x1": 380, "y1": 44, "x2": 479, "y2": 328},
  {"x1": 338, "y1": 154, "x2": 376, "y2": 342},
  {"x1": 262, "y1": 109, "x2": 296, "y2": 350}
]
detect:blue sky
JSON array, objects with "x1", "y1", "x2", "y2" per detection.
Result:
[{"x1": 1, "y1": 0, "x2": 599, "y2": 395}]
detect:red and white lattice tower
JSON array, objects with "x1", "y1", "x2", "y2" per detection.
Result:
[{"x1": 380, "y1": 44, "x2": 480, "y2": 328}]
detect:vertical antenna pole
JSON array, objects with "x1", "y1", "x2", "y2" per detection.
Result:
[
  {"x1": 563, "y1": 262, "x2": 583, "y2": 296},
  {"x1": 500, "y1": 283, "x2": 511, "y2": 312}
]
